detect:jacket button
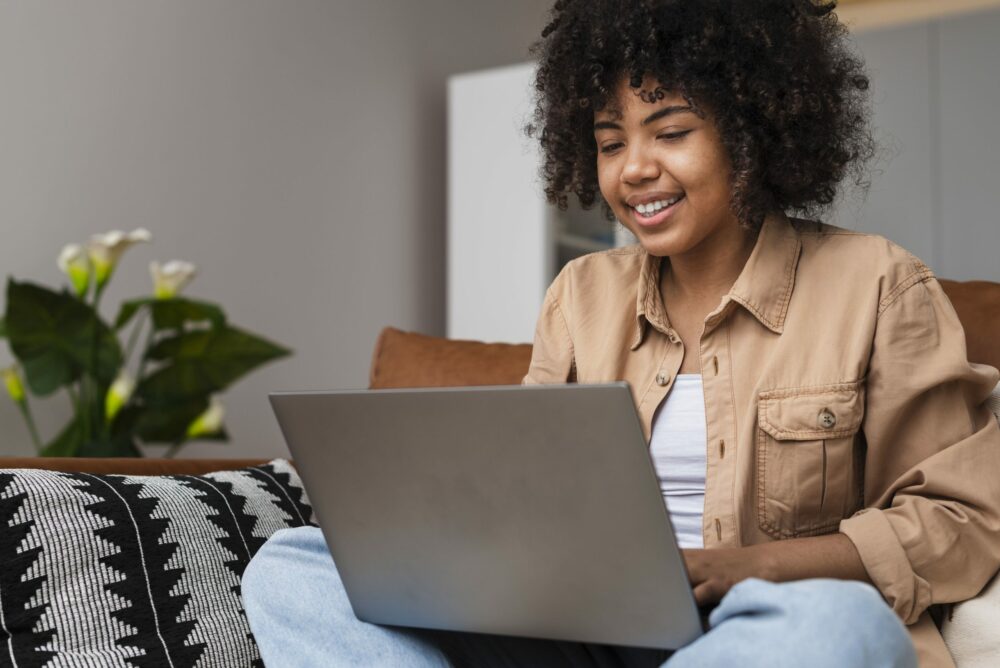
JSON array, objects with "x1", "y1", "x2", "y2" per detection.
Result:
[
  {"x1": 656, "y1": 373, "x2": 670, "y2": 386},
  {"x1": 818, "y1": 409, "x2": 837, "y2": 429}
]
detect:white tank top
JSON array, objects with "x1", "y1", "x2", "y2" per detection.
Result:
[{"x1": 648, "y1": 374, "x2": 707, "y2": 549}]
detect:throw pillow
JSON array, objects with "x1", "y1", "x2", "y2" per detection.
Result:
[{"x1": 0, "y1": 458, "x2": 315, "y2": 667}]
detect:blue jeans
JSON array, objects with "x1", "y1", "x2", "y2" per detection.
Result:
[{"x1": 242, "y1": 527, "x2": 917, "y2": 668}]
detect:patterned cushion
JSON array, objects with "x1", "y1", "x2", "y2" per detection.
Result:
[{"x1": 0, "y1": 459, "x2": 315, "y2": 667}]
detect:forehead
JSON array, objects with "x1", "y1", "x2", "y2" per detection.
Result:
[{"x1": 595, "y1": 77, "x2": 691, "y2": 121}]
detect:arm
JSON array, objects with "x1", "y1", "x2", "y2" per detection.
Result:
[
  {"x1": 686, "y1": 275, "x2": 1000, "y2": 616},
  {"x1": 684, "y1": 533, "x2": 869, "y2": 606},
  {"x1": 522, "y1": 274, "x2": 575, "y2": 385},
  {"x1": 838, "y1": 275, "x2": 1000, "y2": 623}
]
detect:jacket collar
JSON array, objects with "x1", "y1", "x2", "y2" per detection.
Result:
[{"x1": 631, "y1": 211, "x2": 802, "y2": 350}]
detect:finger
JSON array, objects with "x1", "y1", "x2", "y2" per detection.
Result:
[{"x1": 692, "y1": 580, "x2": 723, "y2": 607}]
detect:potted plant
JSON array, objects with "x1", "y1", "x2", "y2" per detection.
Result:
[{"x1": 0, "y1": 229, "x2": 290, "y2": 457}]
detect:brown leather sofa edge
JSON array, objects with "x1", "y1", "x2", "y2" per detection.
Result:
[{"x1": 0, "y1": 458, "x2": 269, "y2": 475}]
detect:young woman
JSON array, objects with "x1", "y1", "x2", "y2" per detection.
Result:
[{"x1": 242, "y1": 1, "x2": 1000, "y2": 666}]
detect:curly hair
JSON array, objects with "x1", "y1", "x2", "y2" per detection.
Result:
[{"x1": 528, "y1": 0, "x2": 876, "y2": 229}]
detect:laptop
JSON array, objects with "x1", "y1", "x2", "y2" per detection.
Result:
[{"x1": 269, "y1": 383, "x2": 703, "y2": 650}]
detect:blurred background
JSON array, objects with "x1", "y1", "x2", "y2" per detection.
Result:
[{"x1": 1, "y1": 0, "x2": 998, "y2": 459}]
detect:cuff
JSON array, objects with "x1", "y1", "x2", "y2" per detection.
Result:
[{"x1": 840, "y1": 508, "x2": 932, "y2": 625}]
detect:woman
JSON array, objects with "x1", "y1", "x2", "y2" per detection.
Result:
[{"x1": 243, "y1": 1, "x2": 1000, "y2": 666}]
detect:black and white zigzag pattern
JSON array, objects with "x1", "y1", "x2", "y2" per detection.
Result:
[{"x1": 0, "y1": 459, "x2": 315, "y2": 668}]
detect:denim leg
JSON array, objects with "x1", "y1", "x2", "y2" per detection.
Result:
[
  {"x1": 242, "y1": 526, "x2": 452, "y2": 668},
  {"x1": 665, "y1": 578, "x2": 917, "y2": 668},
  {"x1": 242, "y1": 526, "x2": 663, "y2": 667}
]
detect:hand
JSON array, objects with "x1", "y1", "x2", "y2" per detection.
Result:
[
  {"x1": 682, "y1": 534, "x2": 870, "y2": 608},
  {"x1": 682, "y1": 546, "x2": 775, "y2": 607}
]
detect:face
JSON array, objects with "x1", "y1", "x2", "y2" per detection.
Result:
[{"x1": 594, "y1": 76, "x2": 742, "y2": 259}]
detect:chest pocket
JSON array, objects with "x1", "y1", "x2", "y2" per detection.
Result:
[{"x1": 756, "y1": 381, "x2": 865, "y2": 539}]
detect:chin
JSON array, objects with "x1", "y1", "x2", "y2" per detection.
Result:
[{"x1": 626, "y1": 225, "x2": 696, "y2": 259}]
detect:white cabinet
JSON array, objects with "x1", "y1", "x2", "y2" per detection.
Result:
[{"x1": 446, "y1": 62, "x2": 627, "y2": 344}]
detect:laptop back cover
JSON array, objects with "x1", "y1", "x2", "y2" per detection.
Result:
[{"x1": 270, "y1": 383, "x2": 702, "y2": 649}]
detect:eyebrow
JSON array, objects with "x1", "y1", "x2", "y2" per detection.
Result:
[{"x1": 593, "y1": 105, "x2": 694, "y2": 131}]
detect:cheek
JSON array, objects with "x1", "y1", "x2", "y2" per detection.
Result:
[
  {"x1": 596, "y1": 161, "x2": 621, "y2": 207},
  {"x1": 672, "y1": 144, "x2": 732, "y2": 204}
]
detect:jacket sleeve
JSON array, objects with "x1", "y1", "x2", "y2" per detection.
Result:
[
  {"x1": 839, "y1": 274, "x2": 1000, "y2": 624},
  {"x1": 522, "y1": 274, "x2": 575, "y2": 386}
]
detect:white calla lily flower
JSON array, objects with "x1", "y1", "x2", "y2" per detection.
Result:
[
  {"x1": 186, "y1": 397, "x2": 225, "y2": 438},
  {"x1": 57, "y1": 243, "x2": 91, "y2": 297},
  {"x1": 2, "y1": 365, "x2": 26, "y2": 404},
  {"x1": 150, "y1": 260, "x2": 197, "y2": 299},
  {"x1": 87, "y1": 228, "x2": 152, "y2": 287},
  {"x1": 104, "y1": 370, "x2": 135, "y2": 423}
]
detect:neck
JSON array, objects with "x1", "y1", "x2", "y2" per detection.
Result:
[{"x1": 660, "y1": 221, "x2": 759, "y2": 304}]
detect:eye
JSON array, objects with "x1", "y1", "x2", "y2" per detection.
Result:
[
  {"x1": 599, "y1": 142, "x2": 624, "y2": 155},
  {"x1": 658, "y1": 130, "x2": 692, "y2": 142}
]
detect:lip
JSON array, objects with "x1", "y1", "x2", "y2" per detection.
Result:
[
  {"x1": 626, "y1": 191, "x2": 684, "y2": 208},
  {"x1": 628, "y1": 194, "x2": 685, "y2": 228}
]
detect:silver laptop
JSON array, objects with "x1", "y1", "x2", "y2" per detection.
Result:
[{"x1": 269, "y1": 383, "x2": 703, "y2": 650}]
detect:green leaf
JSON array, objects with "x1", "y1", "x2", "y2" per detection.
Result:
[
  {"x1": 151, "y1": 298, "x2": 226, "y2": 330},
  {"x1": 50, "y1": 406, "x2": 141, "y2": 457},
  {"x1": 115, "y1": 298, "x2": 149, "y2": 330},
  {"x1": 115, "y1": 297, "x2": 226, "y2": 332},
  {"x1": 0, "y1": 316, "x2": 6, "y2": 338},
  {"x1": 138, "y1": 326, "x2": 290, "y2": 403},
  {"x1": 115, "y1": 397, "x2": 230, "y2": 445},
  {"x1": 122, "y1": 397, "x2": 208, "y2": 443},
  {"x1": 77, "y1": 432, "x2": 141, "y2": 458},
  {"x1": 5, "y1": 279, "x2": 122, "y2": 395}
]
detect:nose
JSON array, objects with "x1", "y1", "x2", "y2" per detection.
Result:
[{"x1": 620, "y1": 141, "x2": 660, "y2": 184}]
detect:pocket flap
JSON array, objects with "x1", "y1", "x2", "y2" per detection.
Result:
[{"x1": 758, "y1": 381, "x2": 865, "y2": 440}]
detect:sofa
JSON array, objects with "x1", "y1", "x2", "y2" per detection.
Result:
[{"x1": 1, "y1": 278, "x2": 997, "y2": 667}]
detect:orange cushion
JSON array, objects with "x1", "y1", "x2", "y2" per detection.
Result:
[
  {"x1": 369, "y1": 326, "x2": 532, "y2": 389},
  {"x1": 940, "y1": 280, "x2": 1000, "y2": 372}
]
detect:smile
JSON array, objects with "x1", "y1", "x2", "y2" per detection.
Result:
[{"x1": 628, "y1": 194, "x2": 685, "y2": 226}]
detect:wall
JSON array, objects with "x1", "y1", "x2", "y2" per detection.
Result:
[
  {"x1": 0, "y1": 0, "x2": 551, "y2": 458},
  {"x1": 830, "y1": 8, "x2": 1000, "y2": 281}
]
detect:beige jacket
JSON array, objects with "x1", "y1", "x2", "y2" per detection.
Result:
[{"x1": 523, "y1": 212, "x2": 1000, "y2": 666}]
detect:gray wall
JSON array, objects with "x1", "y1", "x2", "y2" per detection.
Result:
[
  {"x1": 831, "y1": 8, "x2": 1000, "y2": 281},
  {"x1": 0, "y1": 0, "x2": 550, "y2": 458},
  {"x1": 2, "y1": 3, "x2": 996, "y2": 459}
]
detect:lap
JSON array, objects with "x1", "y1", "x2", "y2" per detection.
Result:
[{"x1": 242, "y1": 527, "x2": 915, "y2": 668}]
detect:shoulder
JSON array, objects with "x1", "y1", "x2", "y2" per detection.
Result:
[
  {"x1": 546, "y1": 245, "x2": 645, "y2": 308},
  {"x1": 791, "y1": 218, "x2": 936, "y2": 312}
]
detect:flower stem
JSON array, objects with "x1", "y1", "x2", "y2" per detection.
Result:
[
  {"x1": 17, "y1": 401, "x2": 43, "y2": 453},
  {"x1": 124, "y1": 307, "x2": 149, "y2": 367},
  {"x1": 78, "y1": 378, "x2": 90, "y2": 444},
  {"x1": 136, "y1": 323, "x2": 157, "y2": 385},
  {"x1": 93, "y1": 281, "x2": 106, "y2": 312}
]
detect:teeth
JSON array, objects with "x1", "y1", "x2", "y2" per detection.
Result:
[{"x1": 634, "y1": 195, "x2": 682, "y2": 216}]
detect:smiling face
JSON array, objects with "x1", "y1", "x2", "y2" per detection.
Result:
[{"x1": 594, "y1": 76, "x2": 743, "y2": 260}]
